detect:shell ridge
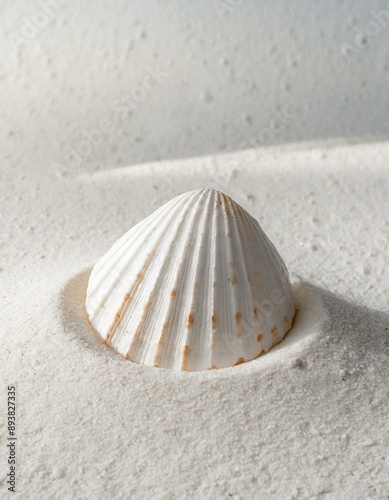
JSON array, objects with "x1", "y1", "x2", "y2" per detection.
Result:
[
  {"x1": 210, "y1": 194, "x2": 224, "y2": 368},
  {"x1": 124, "y1": 191, "x2": 207, "y2": 362},
  {"x1": 227, "y1": 198, "x2": 259, "y2": 359},
  {"x1": 254, "y1": 219, "x2": 287, "y2": 284},
  {"x1": 138, "y1": 188, "x2": 209, "y2": 365},
  {"x1": 258, "y1": 219, "x2": 293, "y2": 311},
  {"x1": 235, "y1": 206, "x2": 269, "y2": 351},
  {"x1": 213, "y1": 192, "x2": 237, "y2": 367},
  {"x1": 247, "y1": 215, "x2": 293, "y2": 345},
  {"x1": 87, "y1": 196, "x2": 183, "y2": 326},
  {"x1": 250, "y1": 217, "x2": 281, "y2": 295},
  {"x1": 100, "y1": 198, "x2": 189, "y2": 345},
  {"x1": 218, "y1": 196, "x2": 242, "y2": 364},
  {"x1": 198, "y1": 191, "x2": 220, "y2": 369},
  {"x1": 246, "y1": 215, "x2": 282, "y2": 344},
  {"x1": 208, "y1": 192, "x2": 219, "y2": 369},
  {"x1": 178, "y1": 190, "x2": 216, "y2": 370},
  {"x1": 89, "y1": 192, "x2": 193, "y2": 311},
  {"x1": 90, "y1": 198, "x2": 175, "y2": 286},
  {"x1": 233, "y1": 202, "x2": 277, "y2": 354},
  {"x1": 104, "y1": 249, "x2": 156, "y2": 346},
  {"x1": 235, "y1": 205, "x2": 262, "y2": 326},
  {"x1": 155, "y1": 190, "x2": 210, "y2": 369}
]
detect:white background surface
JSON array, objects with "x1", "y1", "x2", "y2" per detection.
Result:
[{"x1": 1, "y1": 0, "x2": 389, "y2": 175}]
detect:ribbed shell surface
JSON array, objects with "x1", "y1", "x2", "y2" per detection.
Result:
[{"x1": 86, "y1": 189, "x2": 295, "y2": 371}]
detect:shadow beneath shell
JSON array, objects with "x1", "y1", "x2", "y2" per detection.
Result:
[
  {"x1": 236, "y1": 279, "x2": 389, "y2": 376},
  {"x1": 58, "y1": 267, "x2": 123, "y2": 362},
  {"x1": 233, "y1": 278, "x2": 329, "y2": 373}
]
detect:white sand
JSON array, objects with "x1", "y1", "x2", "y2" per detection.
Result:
[{"x1": 1, "y1": 142, "x2": 389, "y2": 498}]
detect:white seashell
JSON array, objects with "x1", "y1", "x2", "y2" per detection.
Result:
[{"x1": 86, "y1": 189, "x2": 295, "y2": 371}]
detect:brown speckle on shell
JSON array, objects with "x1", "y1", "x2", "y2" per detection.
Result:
[
  {"x1": 283, "y1": 316, "x2": 291, "y2": 329},
  {"x1": 104, "y1": 292, "x2": 131, "y2": 345},
  {"x1": 187, "y1": 312, "x2": 195, "y2": 329},
  {"x1": 153, "y1": 321, "x2": 168, "y2": 367},
  {"x1": 182, "y1": 345, "x2": 190, "y2": 371}
]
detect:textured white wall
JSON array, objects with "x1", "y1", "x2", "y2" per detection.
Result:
[{"x1": 1, "y1": 0, "x2": 389, "y2": 177}]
